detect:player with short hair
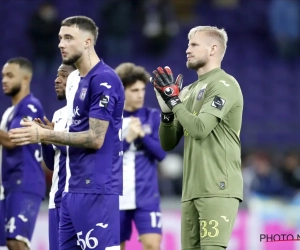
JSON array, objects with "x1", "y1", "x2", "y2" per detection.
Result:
[
  {"x1": 0, "y1": 57, "x2": 46, "y2": 250},
  {"x1": 150, "y1": 26, "x2": 244, "y2": 250},
  {"x1": 36, "y1": 63, "x2": 76, "y2": 250},
  {"x1": 9, "y1": 16, "x2": 125, "y2": 250},
  {"x1": 115, "y1": 63, "x2": 166, "y2": 250}
]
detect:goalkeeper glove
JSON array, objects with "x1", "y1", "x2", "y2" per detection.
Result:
[{"x1": 150, "y1": 66, "x2": 183, "y2": 110}]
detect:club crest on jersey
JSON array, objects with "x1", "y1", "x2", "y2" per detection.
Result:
[
  {"x1": 164, "y1": 87, "x2": 173, "y2": 96},
  {"x1": 79, "y1": 88, "x2": 87, "y2": 100},
  {"x1": 197, "y1": 84, "x2": 207, "y2": 101}
]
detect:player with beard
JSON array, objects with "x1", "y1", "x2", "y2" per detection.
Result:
[
  {"x1": 0, "y1": 57, "x2": 45, "y2": 250},
  {"x1": 9, "y1": 16, "x2": 125, "y2": 250},
  {"x1": 34, "y1": 63, "x2": 76, "y2": 250},
  {"x1": 150, "y1": 26, "x2": 244, "y2": 250}
]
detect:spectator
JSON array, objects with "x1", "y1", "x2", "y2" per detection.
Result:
[{"x1": 28, "y1": 2, "x2": 60, "y2": 75}]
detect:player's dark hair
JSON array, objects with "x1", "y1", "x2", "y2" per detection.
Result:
[
  {"x1": 61, "y1": 16, "x2": 99, "y2": 44},
  {"x1": 115, "y1": 63, "x2": 150, "y2": 89},
  {"x1": 64, "y1": 63, "x2": 76, "y2": 70},
  {"x1": 6, "y1": 57, "x2": 33, "y2": 73}
]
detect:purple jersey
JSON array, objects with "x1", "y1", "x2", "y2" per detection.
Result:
[
  {"x1": 120, "y1": 108, "x2": 166, "y2": 210},
  {"x1": 1, "y1": 94, "x2": 45, "y2": 198},
  {"x1": 66, "y1": 60, "x2": 125, "y2": 194},
  {"x1": 42, "y1": 107, "x2": 67, "y2": 208}
]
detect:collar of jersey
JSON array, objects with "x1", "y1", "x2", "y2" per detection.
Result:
[{"x1": 198, "y1": 68, "x2": 222, "y2": 81}]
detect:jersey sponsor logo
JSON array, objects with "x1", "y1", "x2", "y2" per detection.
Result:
[
  {"x1": 219, "y1": 80, "x2": 230, "y2": 87},
  {"x1": 99, "y1": 95, "x2": 109, "y2": 107},
  {"x1": 100, "y1": 82, "x2": 112, "y2": 89},
  {"x1": 27, "y1": 104, "x2": 37, "y2": 113},
  {"x1": 164, "y1": 87, "x2": 174, "y2": 96},
  {"x1": 79, "y1": 88, "x2": 87, "y2": 100},
  {"x1": 211, "y1": 96, "x2": 226, "y2": 110},
  {"x1": 73, "y1": 106, "x2": 80, "y2": 117}
]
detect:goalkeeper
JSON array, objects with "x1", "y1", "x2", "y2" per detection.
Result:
[{"x1": 150, "y1": 26, "x2": 243, "y2": 250}]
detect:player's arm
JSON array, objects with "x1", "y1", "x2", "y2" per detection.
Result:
[
  {"x1": 39, "y1": 118, "x2": 109, "y2": 149},
  {"x1": 0, "y1": 105, "x2": 43, "y2": 149},
  {"x1": 41, "y1": 144, "x2": 55, "y2": 170},
  {"x1": 172, "y1": 80, "x2": 239, "y2": 140},
  {"x1": 140, "y1": 110, "x2": 166, "y2": 161},
  {"x1": 9, "y1": 74, "x2": 117, "y2": 148},
  {"x1": 158, "y1": 84, "x2": 191, "y2": 151},
  {"x1": 0, "y1": 130, "x2": 16, "y2": 149},
  {"x1": 159, "y1": 117, "x2": 184, "y2": 151},
  {"x1": 123, "y1": 140, "x2": 130, "y2": 152}
]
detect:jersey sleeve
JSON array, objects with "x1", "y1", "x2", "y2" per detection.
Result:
[
  {"x1": 10, "y1": 102, "x2": 44, "y2": 129},
  {"x1": 199, "y1": 79, "x2": 240, "y2": 120},
  {"x1": 141, "y1": 109, "x2": 166, "y2": 161},
  {"x1": 89, "y1": 74, "x2": 119, "y2": 121}
]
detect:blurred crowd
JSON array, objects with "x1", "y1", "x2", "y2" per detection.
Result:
[{"x1": 3, "y1": 0, "x2": 300, "y2": 203}]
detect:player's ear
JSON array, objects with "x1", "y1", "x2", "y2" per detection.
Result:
[
  {"x1": 210, "y1": 44, "x2": 217, "y2": 56},
  {"x1": 85, "y1": 38, "x2": 92, "y2": 49}
]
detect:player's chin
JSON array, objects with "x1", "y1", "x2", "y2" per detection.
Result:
[{"x1": 56, "y1": 93, "x2": 66, "y2": 101}]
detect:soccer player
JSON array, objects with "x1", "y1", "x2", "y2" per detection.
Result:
[
  {"x1": 9, "y1": 16, "x2": 125, "y2": 250},
  {"x1": 0, "y1": 57, "x2": 46, "y2": 250},
  {"x1": 150, "y1": 26, "x2": 244, "y2": 250},
  {"x1": 37, "y1": 63, "x2": 76, "y2": 250},
  {"x1": 115, "y1": 63, "x2": 166, "y2": 250}
]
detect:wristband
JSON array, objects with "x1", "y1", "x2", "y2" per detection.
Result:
[
  {"x1": 161, "y1": 112, "x2": 174, "y2": 123},
  {"x1": 166, "y1": 96, "x2": 181, "y2": 110}
]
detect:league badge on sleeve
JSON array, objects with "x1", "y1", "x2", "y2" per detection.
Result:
[
  {"x1": 99, "y1": 95, "x2": 110, "y2": 107},
  {"x1": 211, "y1": 96, "x2": 226, "y2": 110}
]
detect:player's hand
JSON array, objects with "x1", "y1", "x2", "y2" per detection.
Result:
[
  {"x1": 153, "y1": 88, "x2": 172, "y2": 113},
  {"x1": 126, "y1": 117, "x2": 143, "y2": 143},
  {"x1": 34, "y1": 116, "x2": 54, "y2": 130},
  {"x1": 150, "y1": 66, "x2": 183, "y2": 110},
  {"x1": 8, "y1": 120, "x2": 45, "y2": 145}
]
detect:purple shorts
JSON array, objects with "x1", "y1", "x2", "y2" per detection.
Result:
[
  {"x1": 0, "y1": 199, "x2": 5, "y2": 246},
  {"x1": 49, "y1": 207, "x2": 61, "y2": 250},
  {"x1": 59, "y1": 192, "x2": 120, "y2": 250},
  {"x1": 120, "y1": 202, "x2": 162, "y2": 242},
  {"x1": 3, "y1": 192, "x2": 42, "y2": 248}
]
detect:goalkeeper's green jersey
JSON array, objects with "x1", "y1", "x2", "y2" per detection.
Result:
[{"x1": 160, "y1": 68, "x2": 243, "y2": 202}]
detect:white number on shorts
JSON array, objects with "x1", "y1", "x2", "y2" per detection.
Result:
[
  {"x1": 77, "y1": 229, "x2": 98, "y2": 249},
  {"x1": 6, "y1": 217, "x2": 16, "y2": 233},
  {"x1": 149, "y1": 212, "x2": 162, "y2": 228}
]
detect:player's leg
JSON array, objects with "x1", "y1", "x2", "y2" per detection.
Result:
[
  {"x1": 5, "y1": 192, "x2": 42, "y2": 250},
  {"x1": 201, "y1": 246, "x2": 226, "y2": 250},
  {"x1": 49, "y1": 207, "x2": 60, "y2": 250},
  {"x1": 193, "y1": 197, "x2": 239, "y2": 249},
  {"x1": 134, "y1": 203, "x2": 162, "y2": 250},
  {"x1": 69, "y1": 193, "x2": 120, "y2": 250},
  {"x1": 181, "y1": 200, "x2": 201, "y2": 250},
  {"x1": 59, "y1": 193, "x2": 80, "y2": 250},
  {"x1": 0, "y1": 198, "x2": 6, "y2": 247},
  {"x1": 120, "y1": 210, "x2": 133, "y2": 250}
]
